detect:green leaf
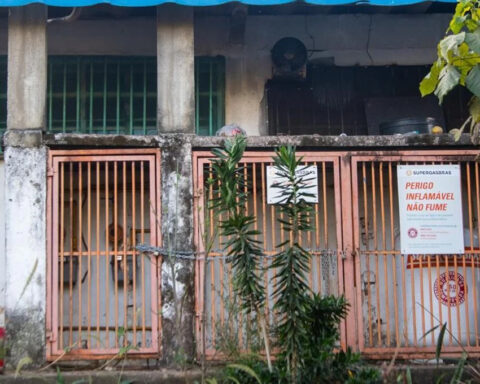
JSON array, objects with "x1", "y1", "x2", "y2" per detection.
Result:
[
  {"x1": 420, "y1": 61, "x2": 443, "y2": 97},
  {"x1": 227, "y1": 364, "x2": 263, "y2": 384},
  {"x1": 14, "y1": 356, "x2": 33, "y2": 378},
  {"x1": 467, "y1": 65, "x2": 480, "y2": 97},
  {"x1": 435, "y1": 65, "x2": 461, "y2": 103},
  {"x1": 450, "y1": 16, "x2": 466, "y2": 34},
  {"x1": 469, "y1": 96, "x2": 480, "y2": 122},
  {"x1": 436, "y1": 322, "x2": 448, "y2": 364},
  {"x1": 450, "y1": 128, "x2": 464, "y2": 141},
  {"x1": 438, "y1": 32, "x2": 466, "y2": 59},
  {"x1": 465, "y1": 29, "x2": 480, "y2": 53},
  {"x1": 449, "y1": 352, "x2": 467, "y2": 384},
  {"x1": 405, "y1": 368, "x2": 412, "y2": 384}
]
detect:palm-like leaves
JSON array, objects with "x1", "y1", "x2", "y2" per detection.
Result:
[{"x1": 270, "y1": 146, "x2": 315, "y2": 382}]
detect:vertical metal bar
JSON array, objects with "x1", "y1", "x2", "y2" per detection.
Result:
[
  {"x1": 114, "y1": 162, "x2": 119, "y2": 348},
  {"x1": 69, "y1": 163, "x2": 74, "y2": 346},
  {"x1": 371, "y1": 163, "x2": 381, "y2": 346},
  {"x1": 87, "y1": 162, "x2": 92, "y2": 347},
  {"x1": 474, "y1": 163, "x2": 480, "y2": 346},
  {"x1": 132, "y1": 162, "x2": 137, "y2": 346},
  {"x1": 445, "y1": 255, "x2": 453, "y2": 345},
  {"x1": 143, "y1": 62, "x2": 147, "y2": 135},
  {"x1": 96, "y1": 162, "x2": 100, "y2": 348},
  {"x1": 123, "y1": 161, "x2": 128, "y2": 345},
  {"x1": 427, "y1": 255, "x2": 434, "y2": 345},
  {"x1": 129, "y1": 64, "x2": 133, "y2": 135},
  {"x1": 464, "y1": 163, "x2": 473, "y2": 346},
  {"x1": 76, "y1": 59, "x2": 80, "y2": 132},
  {"x1": 379, "y1": 162, "x2": 390, "y2": 346},
  {"x1": 103, "y1": 60, "x2": 108, "y2": 134},
  {"x1": 261, "y1": 164, "x2": 269, "y2": 321},
  {"x1": 388, "y1": 163, "x2": 399, "y2": 346},
  {"x1": 105, "y1": 161, "x2": 110, "y2": 349},
  {"x1": 322, "y1": 162, "x2": 328, "y2": 252},
  {"x1": 60, "y1": 163, "x2": 65, "y2": 349},
  {"x1": 116, "y1": 64, "x2": 120, "y2": 134},
  {"x1": 419, "y1": 253, "x2": 426, "y2": 347},
  {"x1": 78, "y1": 163, "x2": 83, "y2": 346},
  {"x1": 454, "y1": 253, "x2": 461, "y2": 344},
  {"x1": 209, "y1": 164, "x2": 216, "y2": 348},
  {"x1": 314, "y1": 162, "x2": 321, "y2": 294},
  {"x1": 362, "y1": 163, "x2": 372, "y2": 345},
  {"x1": 141, "y1": 161, "x2": 146, "y2": 346},
  {"x1": 62, "y1": 63, "x2": 67, "y2": 133}
]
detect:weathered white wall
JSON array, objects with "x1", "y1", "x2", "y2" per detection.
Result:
[
  {"x1": 4, "y1": 146, "x2": 47, "y2": 365},
  {"x1": 0, "y1": 160, "x2": 5, "y2": 332}
]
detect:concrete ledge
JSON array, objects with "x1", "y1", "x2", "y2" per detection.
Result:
[
  {"x1": 42, "y1": 133, "x2": 477, "y2": 150},
  {"x1": 3, "y1": 130, "x2": 43, "y2": 149}
]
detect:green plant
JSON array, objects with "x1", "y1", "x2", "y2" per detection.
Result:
[
  {"x1": 420, "y1": 0, "x2": 480, "y2": 140},
  {"x1": 210, "y1": 135, "x2": 272, "y2": 371},
  {"x1": 269, "y1": 146, "x2": 315, "y2": 381}
]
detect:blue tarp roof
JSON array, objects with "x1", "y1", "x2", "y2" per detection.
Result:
[{"x1": 0, "y1": 0, "x2": 456, "y2": 7}]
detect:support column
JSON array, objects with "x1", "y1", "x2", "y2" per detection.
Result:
[
  {"x1": 5, "y1": 5, "x2": 47, "y2": 368},
  {"x1": 160, "y1": 136, "x2": 195, "y2": 362},
  {"x1": 157, "y1": 5, "x2": 194, "y2": 134}
]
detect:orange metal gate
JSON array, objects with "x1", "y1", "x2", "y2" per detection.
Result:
[
  {"x1": 193, "y1": 151, "x2": 347, "y2": 358},
  {"x1": 46, "y1": 149, "x2": 162, "y2": 360},
  {"x1": 350, "y1": 150, "x2": 480, "y2": 359},
  {"x1": 193, "y1": 149, "x2": 480, "y2": 360}
]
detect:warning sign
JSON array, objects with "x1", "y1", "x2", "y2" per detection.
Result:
[
  {"x1": 266, "y1": 165, "x2": 318, "y2": 204},
  {"x1": 397, "y1": 165, "x2": 464, "y2": 254}
]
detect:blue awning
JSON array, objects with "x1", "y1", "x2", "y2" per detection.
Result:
[{"x1": 0, "y1": 0, "x2": 456, "y2": 7}]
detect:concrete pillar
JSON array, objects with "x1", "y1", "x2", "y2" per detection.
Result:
[
  {"x1": 5, "y1": 4, "x2": 47, "y2": 368},
  {"x1": 157, "y1": 5, "x2": 195, "y2": 134},
  {"x1": 7, "y1": 5, "x2": 47, "y2": 130},
  {"x1": 160, "y1": 136, "x2": 195, "y2": 362}
]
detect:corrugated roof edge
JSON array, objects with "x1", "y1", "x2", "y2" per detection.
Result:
[{"x1": 0, "y1": 0, "x2": 455, "y2": 7}]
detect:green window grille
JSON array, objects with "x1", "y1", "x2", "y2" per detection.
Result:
[
  {"x1": 195, "y1": 56, "x2": 225, "y2": 136},
  {"x1": 0, "y1": 55, "x2": 225, "y2": 139},
  {"x1": 47, "y1": 56, "x2": 157, "y2": 135}
]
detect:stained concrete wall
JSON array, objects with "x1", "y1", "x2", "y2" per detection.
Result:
[
  {"x1": 4, "y1": 142, "x2": 47, "y2": 367},
  {"x1": 0, "y1": 12, "x2": 451, "y2": 136}
]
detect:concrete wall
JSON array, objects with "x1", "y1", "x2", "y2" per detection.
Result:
[{"x1": 0, "y1": 12, "x2": 450, "y2": 136}]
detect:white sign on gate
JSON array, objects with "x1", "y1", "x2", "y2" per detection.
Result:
[
  {"x1": 266, "y1": 165, "x2": 318, "y2": 204},
  {"x1": 397, "y1": 164, "x2": 464, "y2": 254}
]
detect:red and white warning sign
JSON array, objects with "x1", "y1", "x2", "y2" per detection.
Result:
[{"x1": 434, "y1": 271, "x2": 466, "y2": 307}]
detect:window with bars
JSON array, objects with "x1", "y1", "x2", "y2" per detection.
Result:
[
  {"x1": 0, "y1": 55, "x2": 225, "y2": 137},
  {"x1": 195, "y1": 56, "x2": 225, "y2": 136},
  {"x1": 47, "y1": 56, "x2": 157, "y2": 135}
]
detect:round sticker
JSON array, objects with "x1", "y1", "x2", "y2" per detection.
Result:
[
  {"x1": 407, "y1": 227, "x2": 418, "y2": 238},
  {"x1": 434, "y1": 271, "x2": 466, "y2": 307}
]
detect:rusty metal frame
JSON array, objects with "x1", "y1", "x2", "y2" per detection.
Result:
[
  {"x1": 350, "y1": 149, "x2": 480, "y2": 359},
  {"x1": 193, "y1": 150, "x2": 346, "y2": 359},
  {"x1": 46, "y1": 148, "x2": 162, "y2": 361}
]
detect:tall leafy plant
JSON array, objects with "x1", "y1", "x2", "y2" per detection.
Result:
[
  {"x1": 210, "y1": 135, "x2": 272, "y2": 371},
  {"x1": 420, "y1": 0, "x2": 480, "y2": 139},
  {"x1": 270, "y1": 146, "x2": 315, "y2": 382}
]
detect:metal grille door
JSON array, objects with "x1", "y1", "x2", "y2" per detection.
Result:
[
  {"x1": 351, "y1": 151, "x2": 480, "y2": 358},
  {"x1": 193, "y1": 151, "x2": 345, "y2": 358},
  {"x1": 47, "y1": 149, "x2": 161, "y2": 360}
]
